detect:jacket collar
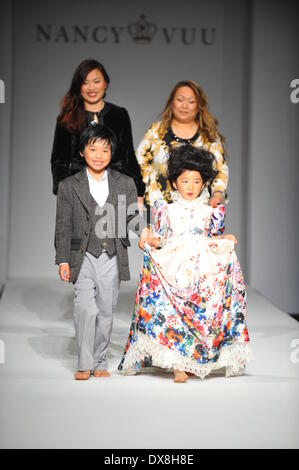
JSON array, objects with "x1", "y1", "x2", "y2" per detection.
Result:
[{"x1": 73, "y1": 166, "x2": 121, "y2": 213}]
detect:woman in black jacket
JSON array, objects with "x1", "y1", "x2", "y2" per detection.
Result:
[{"x1": 51, "y1": 59, "x2": 145, "y2": 202}]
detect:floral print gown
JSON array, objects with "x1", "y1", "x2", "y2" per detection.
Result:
[{"x1": 118, "y1": 192, "x2": 253, "y2": 379}]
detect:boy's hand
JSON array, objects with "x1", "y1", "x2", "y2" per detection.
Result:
[{"x1": 59, "y1": 263, "x2": 70, "y2": 282}]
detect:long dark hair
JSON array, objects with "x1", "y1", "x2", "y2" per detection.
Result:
[{"x1": 57, "y1": 59, "x2": 110, "y2": 133}]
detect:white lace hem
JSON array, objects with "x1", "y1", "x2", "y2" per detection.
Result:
[{"x1": 119, "y1": 332, "x2": 254, "y2": 380}]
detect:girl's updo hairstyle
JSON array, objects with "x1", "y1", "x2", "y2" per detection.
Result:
[{"x1": 168, "y1": 144, "x2": 218, "y2": 189}]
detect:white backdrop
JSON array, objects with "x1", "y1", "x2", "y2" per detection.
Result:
[
  {"x1": 6, "y1": 0, "x2": 247, "y2": 279},
  {"x1": 1, "y1": 0, "x2": 298, "y2": 313},
  {"x1": 249, "y1": 0, "x2": 299, "y2": 313}
]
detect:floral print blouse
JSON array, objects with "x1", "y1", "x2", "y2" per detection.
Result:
[{"x1": 136, "y1": 121, "x2": 229, "y2": 206}]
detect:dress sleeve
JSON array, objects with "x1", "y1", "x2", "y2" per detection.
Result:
[
  {"x1": 151, "y1": 199, "x2": 171, "y2": 241},
  {"x1": 208, "y1": 204, "x2": 226, "y2": 236},
  {"x1": 51, "y1": 123, "x2": 72, "y2": 195},
  {"x1": 136, "y1": 123, "x2": 157, "y2": 189},
  {"x1": 116, "y1": 108, "x2": 145, "y2": 197},
  {"x1": 208, "y1": 139, "x2": 229, "y2": 196},
  {"x1": 55, "y1": 180, "x2": 73, "y2": 264}
]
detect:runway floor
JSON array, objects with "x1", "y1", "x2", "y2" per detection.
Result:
[{"x1": 0, "y1": 279, "x2": 298, "y2": 449}]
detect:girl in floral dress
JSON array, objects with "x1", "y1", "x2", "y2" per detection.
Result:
[{"x1": 118, "y1": 145, "x2": 253, "y2": 383}]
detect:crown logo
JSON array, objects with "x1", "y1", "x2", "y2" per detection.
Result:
[{"x1": 128, "y1": 14, "x2": 157, "y2": 44}]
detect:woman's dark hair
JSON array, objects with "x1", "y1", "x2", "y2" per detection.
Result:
[
  {"x1": 79, "y1": 124, "x2": 117, "y2": 158},
  {"x1": 168, "y1": 144, "x2": 218, "y2": 189},
  {"x1": 57, "y1": 59, "x2": 110, "y2": 133}
]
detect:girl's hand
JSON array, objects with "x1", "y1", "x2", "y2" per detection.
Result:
[
  {"x1": 149, "y1": 237, "x2": 162, "y2": 249},
  {"x1": 139, "y1": 227, "x2": 151, "y2": 250},
  {"x1": 59, "y1": 263, "x2": 70, "y2": 282},
  {"x1": 139, "y1": 227, "x2": 162, "y2": 250},
  {"x1": 209, "y1": 191, "x2": 223, "y2": 208},
  {"x1": 138, "y1": 237, "x2": 148, "y2": 250},
  {"x1": 138, "y1": 196, "x2": 145, "y2": 215},
  {"x1": 223, "y1": 234, "x2": 238, "y2": 245}
]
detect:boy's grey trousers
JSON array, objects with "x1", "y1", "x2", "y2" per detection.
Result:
[{"x1": 73, "y1": 251, "x2": 120, "y2": 372}]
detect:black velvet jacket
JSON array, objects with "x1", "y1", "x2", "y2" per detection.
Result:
[{"x1": 51, "y1": 102, "x2": 145, "y2": 196}]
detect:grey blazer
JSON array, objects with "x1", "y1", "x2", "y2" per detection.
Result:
[{"x1": 55, "y1": 167, "x2": 146, "y2": 283}]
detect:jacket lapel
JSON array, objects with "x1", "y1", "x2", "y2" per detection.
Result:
[
  {"x1": 73, "y1": 168, "x2": 91, "y2": 213},
  {"x1": 107, "y1": 167, "x2": 121, "y2": 208},
  {"x1": 73, "y1": 167, "x2": 121, "y2": 213}
]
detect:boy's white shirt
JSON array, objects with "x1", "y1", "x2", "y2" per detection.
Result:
[{"x1": 86, "y1": 167, "x2": 109, "y2": 207}]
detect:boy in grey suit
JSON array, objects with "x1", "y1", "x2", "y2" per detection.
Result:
[{"x1": 55, "y1": 124, "x2": 147, "y2": 380}]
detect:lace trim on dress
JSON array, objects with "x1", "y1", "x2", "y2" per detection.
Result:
[
  {"x1": 170, "y1": 189, "x2": 210, "y2": 207},
  {"x1": 119, "y1": 332, "x2": 254, "y2": 380}
]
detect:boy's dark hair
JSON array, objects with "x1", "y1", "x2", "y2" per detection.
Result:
[
  {"x1": 168, "y1": 145, "x2": 218, "y2": 189},
  {"x1": 78, "y1": 124, "x2": 117, "y2": 157}
]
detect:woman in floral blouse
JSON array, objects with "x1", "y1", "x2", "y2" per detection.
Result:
[{"x1": 136, "y1": 80, "x2": 228, "y2": 208}]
